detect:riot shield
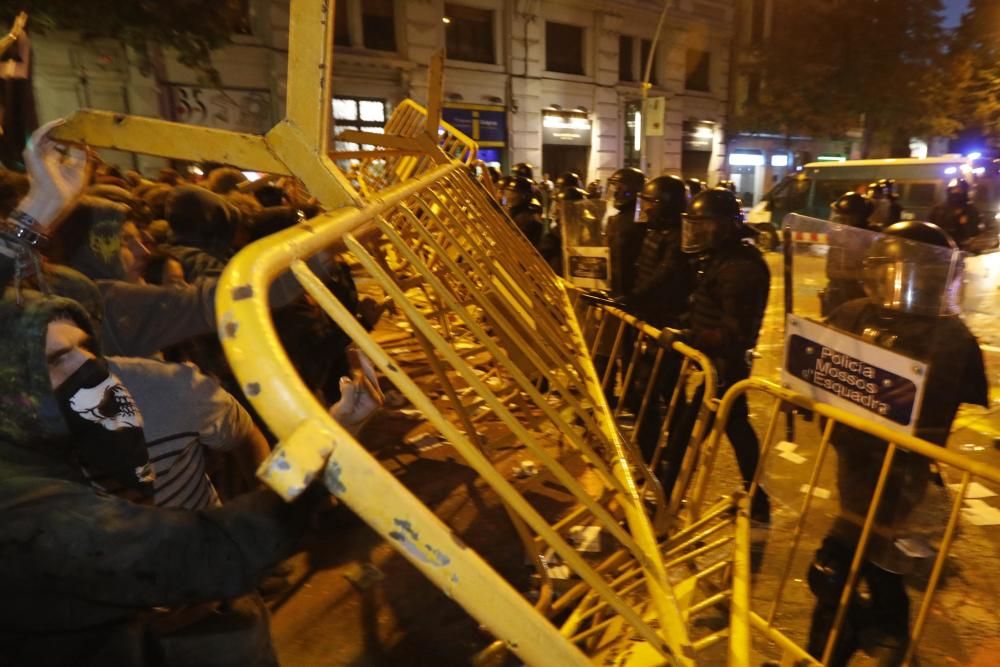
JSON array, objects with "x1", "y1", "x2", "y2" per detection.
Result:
[
  {"x1": 558, "y1": 198, "x2": 610, "y2": 290},
  {"x1": 780, "y1": 214, "x2": 975, "y2": 572}
]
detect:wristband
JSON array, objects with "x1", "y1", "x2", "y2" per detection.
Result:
[
  {"x1": 8, "y1": 208, "x2": 40, "y2": 229},
  {"x1": 0, "y1": 217, "x2": 49, "y2": 250}
]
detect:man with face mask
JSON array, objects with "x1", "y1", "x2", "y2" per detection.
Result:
[{"x1": 0, "y1": 292, "x2": 319, "y2": 666}]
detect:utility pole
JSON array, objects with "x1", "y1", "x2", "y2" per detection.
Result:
[{"x1": 638, "y1": 0, "x2": 672, "y2": 172}]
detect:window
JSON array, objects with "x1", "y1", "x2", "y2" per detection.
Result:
[
  {"x1": 445, "y1": 4, "x2": 495, "y2": 63},
  {"x1": 685, "y1": 49, "x2": 711, "y2": 92},
  {"x1": 905, "y1": 182, "x2": 938, "y2": 208},
  {"x1": 546, "y1": 22, "x2": 584, "y2": 75},
  {"x1": 335, "y1": 4, "x2": 350, "y2": 47},
  {"x1": 333, "y1": 97, "x2": 388, "y2": 152},
  {"x1": 619, "y1": 36, "x2": 634, "y2": 82},
  {"x1": 639, "y1": 39, "x2": 657, "y2": 85},
  {"x1": 362, "y1": 0, "x2": 397, "y2": 52}
]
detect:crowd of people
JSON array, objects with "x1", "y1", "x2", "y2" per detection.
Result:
[{"x1": 0, "y1": 121, "x2": 384, "y2": 666}]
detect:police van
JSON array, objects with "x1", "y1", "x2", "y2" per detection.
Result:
[{"x1": 745, "y1": 156, "x2": 986, "y2": 249}]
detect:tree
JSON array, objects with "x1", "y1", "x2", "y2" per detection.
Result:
[
  {"x1": 735, "y1": 0, "x2": 959, "y2": 157},
  {"x1": 0, "y1": 1, "x2": 247, "y2": 75},
  {"x1": 951, "y1": 0, "x2": 1000, "y2": 148}
]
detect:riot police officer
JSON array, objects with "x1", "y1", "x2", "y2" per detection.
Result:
[
  {"x1": 554, "y1": 171, "x2": 582, "y2": 191},
  {"x1": 808, "y1": 221, "x2": 988, "y2": 666},
  {"x1": 502, "y1": 176, "x2": 544, "y2": 248},
  {"x1": 546, "y1": 186, "x2": 590, "y2": 274},
  {"x1": 866, "y1": 178, "x2": 902, "y2": 230},
  {"x1": 685, "y1": 178, "x2": 705, "y2": 197},
  {"x1": 625, "y1": 175, "x2": 693, "y2": 462},
  {"x1": 626, "y1": 175, "x2": 691, "y2": 327},
  {"x1": 585, "y1": 179, "x2": 604, "y2": 199},
  {"x1": 821, "y1": 192, "x2": 874, "y2": 316},
  {"x1": 511, "y1": 162, "x2": 534, "y2": 180},
  {"x1": 604, "y1": 167, "x2": 647, "y2": 297},
  {"x1": 664, "y1": 187, "x2": 771, "y2": 517},
  {"x1": 928, "y1": 178, "x2": 986, "y2": 252}
]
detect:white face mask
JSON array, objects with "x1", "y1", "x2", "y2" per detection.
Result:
[{"x1": 68, "y1": 373, "x2": 144, "y2": 432}]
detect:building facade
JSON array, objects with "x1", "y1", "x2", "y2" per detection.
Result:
[{"x1": 30, "y1": 0, "x2": 734, "y2": 187}]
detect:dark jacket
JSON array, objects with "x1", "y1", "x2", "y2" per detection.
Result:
[
  {"x1": 0, "y1": 293, "x2": 303, "y2": 666},
  {"x1": 689, "y1": 240, "x2": 770, "y2": 383},
  {"x1": 605, "y1": 209, "x2": 645, "y2": 296},
  {"x1": 626, "y1": 226, "x2": 691, "y2": 328}
]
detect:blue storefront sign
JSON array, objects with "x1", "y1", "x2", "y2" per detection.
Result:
[{"x1": 442, "y1": 104, "x2": 506, "y2": 147}]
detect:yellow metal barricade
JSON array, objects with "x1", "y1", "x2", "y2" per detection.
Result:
[
  {"x1": 569, "y1": 294, "x2": 720, "y2": 526},
  {"x1": 217, "y1": 157, "x2": 761, "y2": 664},
  {"x1": 697, "y1": 377, "x2": 1000, "y2": 666}
]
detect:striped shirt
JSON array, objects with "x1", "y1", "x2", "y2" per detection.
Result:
[{"x1": 109, "y1": 356, "x2": 255, "y2": 510}]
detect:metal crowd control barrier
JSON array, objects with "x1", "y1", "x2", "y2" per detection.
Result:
[
  {"x1": 569, "y1": 294, "x2": 720, "y2": 527},
  {"x1": 217, "y1": 158, "x2": 757, "y2": 665},
  {"x1": 697, "y1": 377, "x2": 1000, "y2": 665}
]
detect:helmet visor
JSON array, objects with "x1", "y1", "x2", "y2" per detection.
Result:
[
  {"x1": 862, "y1": 255, "x2": 962, "y2": 316},
  {"x1": 682, "y1": 216, "x2": 719, "y2": 253}
]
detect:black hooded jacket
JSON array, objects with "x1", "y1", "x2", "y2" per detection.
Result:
[{"x1": 0, "y1": 292, "x2": 305, "y2": 666}]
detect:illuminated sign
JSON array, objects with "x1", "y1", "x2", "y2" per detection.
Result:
[
  {"x1": 542, "y1": 112, "x2": 592, "y2": 146},
  {"x1": 729, "y1": 152, "x2": 765, "y2": 167}
]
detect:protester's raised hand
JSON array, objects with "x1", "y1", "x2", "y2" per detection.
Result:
[
  {"x1": 14, "y1": 119, "x2": 92, "y2": 233},
  {"x1": 9, "y1": 11, "x2": 27, "y2": 40}
]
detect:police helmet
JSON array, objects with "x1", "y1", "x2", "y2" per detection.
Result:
[
  {"x1": 868, "y1": 178, "x2": 896, "y2": 199},
  {"x1": 682, "y1": 187, "x2": 744, "y2": 253},
  {"x1": 637, "y1": 175, "x2": 689, "y2": 227},
  {"x1": 717, "y1": 180, "x2": 736, "y2": 193},
  {"x1": 830, "y1": 192, "x2": 873, "y2": 229},
  {"x1": 554, "y1": 186, "x2": 588, "y2": 202},
  {"x1": 862, "y1": 221, "x2": 961, "y2": 316},
  {"x1": 502, "y1": 176, "x2": 539, "y2": 209},
  {"x1": 512, "y1": 162, "x2": 534, "y2": 180},
  {"x1": 607, "y1": 167, "x2": 646, "y2": 209},
  {"x1": 585, "y1": 179, "x2": 604, "y2": 199},
  {"x1": 685, "y1": 178, "x2": 705, "y2": 197},
  {"x1": 554, "y1": 172, "x2": 582, "y2": 190},
  {"x1": 947, "y1": 178, "x2": 970, "y2": 205}
]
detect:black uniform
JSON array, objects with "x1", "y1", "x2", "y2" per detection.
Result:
[
  {"x1": 625, "y1": 175, "x2": 692, "y2": 462},
  {"x1": 661, "y1": 188, "x2": 770, "y2": 511},
  {"x1": 807, "y1": 222, "x2": 988, "y2": 666},
  {"x1": 928, "y1": 201, "x2": 983, "y2": 251},
  {"x1": 628, "y1": 227, "x2": 690, "y2": 328},
  {"x1": 607, "y1": 208, "x2": 645, "y2": 297}
]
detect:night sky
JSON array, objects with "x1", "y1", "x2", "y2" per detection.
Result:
[{"x1": 942, "y1": 0, "x2": 969, "y2": 27}]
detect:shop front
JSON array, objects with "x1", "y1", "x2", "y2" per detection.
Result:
[
  {"x1": 541, "y1": 108, "x2": 592, "y2": 181},
  {"x1": 441, "y1": 103, "x2": 507, "y2": 169}
]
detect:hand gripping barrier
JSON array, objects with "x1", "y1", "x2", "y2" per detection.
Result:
[{"x1": 699, "y1": 377, "x2": 1000, "y2": 665}]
